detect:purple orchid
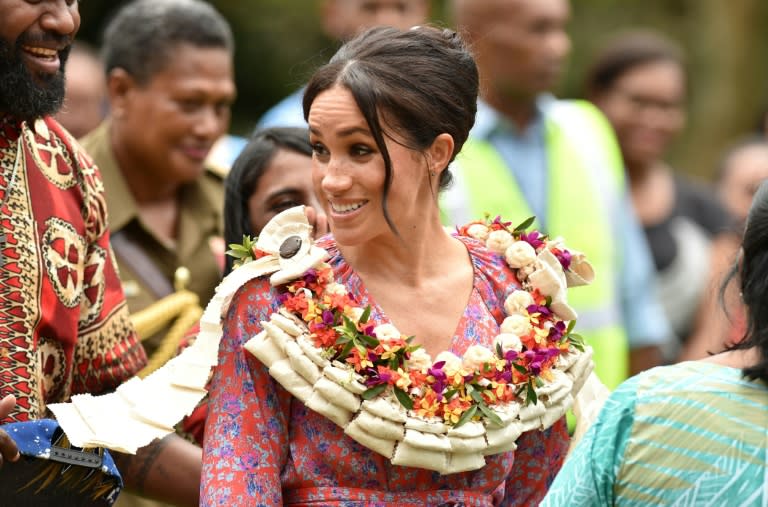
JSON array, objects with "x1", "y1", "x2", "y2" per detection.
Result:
[
  {"x1": 553, "y1": 248, "x2": 572, "y2": 270},
  {"x1": 520, "y1": 230, "x2": 545, "y2": 249},
  {"x1": 321, "y1": 309, "x2": 335, "y2": 327},
  {"x1": 527, "y1": 304, "x2": 552, "y2": 318}
]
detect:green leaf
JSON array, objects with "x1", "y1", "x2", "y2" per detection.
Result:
[
  {"x1": 566, "y1": 319, "x2": 576, "y2": 334},
  {"x1": 343, "y1": 315, "x2": 357, "y2": 333},
  {"x1": 453, "y1": 404, "x2": 478, "y2": 429},
  {"x1": 443, "y1": 388, "x2": 458, "y2": 400},
  {"x1": 513, "y1": 363, "x2": 528, "y2": 375},
  {"x1": 526, "y1": 382, "x2": 538, "y2": 405},
  {"x1": 535, "y1": 377, "x2": 544, "y2": 387},
  {"x1": 545, "y1": 295, "x2": 552, "y2": 306},
  {"x1": 513, "y1": 216, "x2": 536, "y2": 233},
  {"x1": 337, "y1": 341, "x2": 355, "y2": 361},
  {"x1": 477, "y1": 401, "x2": 503, "y2": 427},
  {"x1": 496, "y1": 342, "x2": 503, "y2": 358},
  {"x1": 335, "y1": 335, "x2": 351, "y2": 345},
  {"x1": 359, "y1": 305, "x2": 371, "y2": 324},
  {"x1": 358, "y1": 334, "x2": 380, "y2": 348},
  {"x1": 469, "y1": 389, "x2": 484, "y2": 404},
  {"x1": 361, "y1": 384, "x2": 387, "y2": 400},
  {"x1": 393, "y1": 387, "x2": 414, "y2": 410}
]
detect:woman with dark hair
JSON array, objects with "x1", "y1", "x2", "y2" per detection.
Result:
[
  {"x1": 586, "y1": 30, "x2": 738, "y2": 360},
  {"x1": 223, "y1": 127, "x2": 325, "y2": 275},
  {"x1": 542, "y1": 182, "x2": 768, "y2": 506},
  {"x1": 201, "y1": 26, "x2": 590, "y2": 505}
]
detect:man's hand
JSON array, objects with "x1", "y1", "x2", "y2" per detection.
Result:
[{"x1": 0, "y1": 394, "x2": 20, "y2": 468}]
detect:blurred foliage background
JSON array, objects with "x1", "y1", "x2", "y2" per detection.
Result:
[{"x1": 75, "y1": 0, "x2": 768, "y2": 182}]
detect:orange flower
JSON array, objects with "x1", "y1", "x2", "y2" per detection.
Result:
[
  {"x1": 414, "y1": 390, "x2": 440, "y2": 419},
  {"x1": 346, "y1": 347, "x2": 373, "y2": 371},
  {"x1": 443, "y1": 396, "x2": 473, "y2": 425}
]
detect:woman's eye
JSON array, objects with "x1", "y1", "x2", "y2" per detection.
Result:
[
  {"x1": 270, "y1": 199, "x2": 302, "y2": 213},
  {"x1": 311, "y1": 143, "x2": 328, "y2": 157},
  {"x1": 351, "y1": 144, "x2": 373, "y2": 156}
]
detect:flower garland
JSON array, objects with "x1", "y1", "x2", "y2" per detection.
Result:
[{"x1": 234, "y1": 214, "x2": 590, "y2": 429}]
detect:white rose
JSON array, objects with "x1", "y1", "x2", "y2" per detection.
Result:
[
  {"x1": 408, "y1": 348, "x2": 433, "y2": 371},
  {"x1": 462, "y1": 344, "x2": 495, "y2": 371},
  {"x1": 501, "y1": 314, "x2": 532, "y2": 336},
  {"x1": 434, "y1": 350, "x2": 463, "y2": 372},
  {"x1": 324, "y1": 282, "x2": 347, "y2": 296},
  {"x1": 494, "y1": 333, "x2": 523, "y2": 353},
  {"x1": 486, "y1": 230, "x2": 514, "y2": 254},
  {"x1": 504, "y1": 241, "x2": 537, "y2": 268},
  {"x1": 466, "y1": 223, "x2": 490, "y2": 241},
  {"x1": 373, "y1": 323, "x2": 401, "y2": 342},
  {"x1": 504, "y1": 290, "x2": 534, "y2": 315}
]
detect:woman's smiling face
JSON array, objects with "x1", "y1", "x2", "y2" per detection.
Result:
[{"x1": 308, "y1": 84, "x2": 432, "y2": 247}]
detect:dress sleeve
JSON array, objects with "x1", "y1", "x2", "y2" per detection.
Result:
[
  {"x1": 201, "y1": 279, "x2": 292, "y2": 506},
  {"x1": 539, "y1": 376, "x2": 640, "y2": 507},
  {"x1": 501, "y1": 417, "x2": 569, "y2": 505}
]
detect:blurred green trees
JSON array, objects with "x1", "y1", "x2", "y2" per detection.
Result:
[{"x1": 76, "y1": 0, "x2": 768, "y2": 180}]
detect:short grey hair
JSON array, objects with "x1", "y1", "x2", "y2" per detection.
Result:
[{"x1": 102, "y1": 0, "x2": 233, "y2": 84}]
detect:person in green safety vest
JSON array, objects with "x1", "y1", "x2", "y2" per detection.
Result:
[{"x1": 446, "y1": 0, "x2": 674, "y2": 389}]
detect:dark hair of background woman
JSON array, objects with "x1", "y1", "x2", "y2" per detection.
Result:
[
  {"x1": 584, "y1": 29, "x2": 685, "y2": 98},
  {"x1": 223, "y1": 127, "x2": 312, "y2": 275},
  {"x1": 302, "y1": 25, "x2": 479, "y2": 234},
  {"x1": 722, "y1": 181, "x2": 768, "y2": 383}
]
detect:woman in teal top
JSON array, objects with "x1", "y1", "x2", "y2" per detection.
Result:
[{"x1": 542, "y1": 182, "x2": 768, "y2": 507}]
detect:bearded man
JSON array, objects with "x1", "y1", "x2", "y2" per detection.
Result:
[{"x1": 0, "y1": 2, "x2": 200, "y2": 505}]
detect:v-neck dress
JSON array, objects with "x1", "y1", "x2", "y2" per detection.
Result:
[{"x1": 201, "y1": 235, "x2": 569, "y2": 506}]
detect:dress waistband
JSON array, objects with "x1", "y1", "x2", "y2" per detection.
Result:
[{"x1": 284, "y1": 486, "x2": 495, "y2": 506}]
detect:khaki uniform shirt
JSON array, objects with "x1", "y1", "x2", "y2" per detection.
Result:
[{"x1": 80, "y1": 121, "x2": 224, "y2": 357}]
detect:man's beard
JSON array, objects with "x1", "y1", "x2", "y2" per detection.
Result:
[{"x1": 0, "y1": 33, "x2": 70, "y2": 121}]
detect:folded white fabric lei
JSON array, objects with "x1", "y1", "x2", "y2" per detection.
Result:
[
  {"x1": 49, "y1": 207, "x2": 595, "y2": 474},
  {"x1": 242, "y1": 208, "x2": 595, "y2": 474}
]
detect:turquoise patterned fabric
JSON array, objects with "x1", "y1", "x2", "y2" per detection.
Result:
[{"x1": 542, "y1": 361, "x2": 768, "y2": 506}]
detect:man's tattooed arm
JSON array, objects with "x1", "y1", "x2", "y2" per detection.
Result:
[{"x1": 112, "y1": 433, "x2": 202, "y2": 506}]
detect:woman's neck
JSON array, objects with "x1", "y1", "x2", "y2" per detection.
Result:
[
  {"x1": 339, "y1": 216, "x2": 463, "y2": 289},
  {"x1": 702, "y1": 347, "x2": 760, "y2": 370}
]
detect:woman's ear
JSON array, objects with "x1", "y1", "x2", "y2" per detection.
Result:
[{"x1": 428, "y1": 133, "x2": 455, "y2": 176}]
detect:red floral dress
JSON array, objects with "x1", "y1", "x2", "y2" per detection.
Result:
[{"x1": 201, "y1": 236, "x2": 568, "y2": 506}]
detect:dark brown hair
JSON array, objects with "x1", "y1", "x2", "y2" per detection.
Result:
[
  {"x1": 302, "y1": 25, "x2": 479, "y2": 232},
  {"x1": 723, "y1": 181, "x2": 768, "y2": 383},
  {"x1": 585, "y1": 30, "x2": 685, "y2": 98}
]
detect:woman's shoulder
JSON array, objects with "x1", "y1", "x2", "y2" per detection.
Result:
[{"x1": 455, "y1": 234, "x2": 519, "y2": 289}]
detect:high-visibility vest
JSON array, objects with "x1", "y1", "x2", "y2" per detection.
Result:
[{"x1": 442, "y1": 100, "x2": 629, "y2": 388}]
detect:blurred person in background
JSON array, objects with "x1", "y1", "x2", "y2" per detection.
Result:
[
  {"x1": 80, "y1": 0, "x2": 235, "y2": 356},
  {"x1": 79, "y1": 0, "x2": 237, "y2": 505},
  {"x1": 223, "y1": 127, "x2": 327, "y2": 274},
  {"x1": 717, "y1": 138, "x2": 768, "y2": 233},
  {"x1": 180, "y1": 126, "x2": 327, "y2": 445},
  {"x1": 586, "y1": 30, "x2": 739, "y2": 361},
  {"x1": 447, "y1": 0, "x2": 672, "y2": 385},
  {"x1": 542, "y1": 181, "x2": 768, "y2": 507},
  {"x1": 54, "y1": 41, "x2": 107, "y2": 138},
  {"x1": 256, "y1": 0, "x2": 430, "y2": 129}
]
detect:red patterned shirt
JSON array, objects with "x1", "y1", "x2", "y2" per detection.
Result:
[{"x1": 0, "y1": 115, "x2": 147, "y2": 423}]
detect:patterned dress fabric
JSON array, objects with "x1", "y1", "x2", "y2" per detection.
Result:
[
  {"x1": 0, "y1": 115, "x2": 147, "y2": 423},
  {"x1": 542, "y1": 362, "x2": 768, "y2": 506},
  {"x1": 202, "y1": 235, "x2": 569, "y2": 506}
]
